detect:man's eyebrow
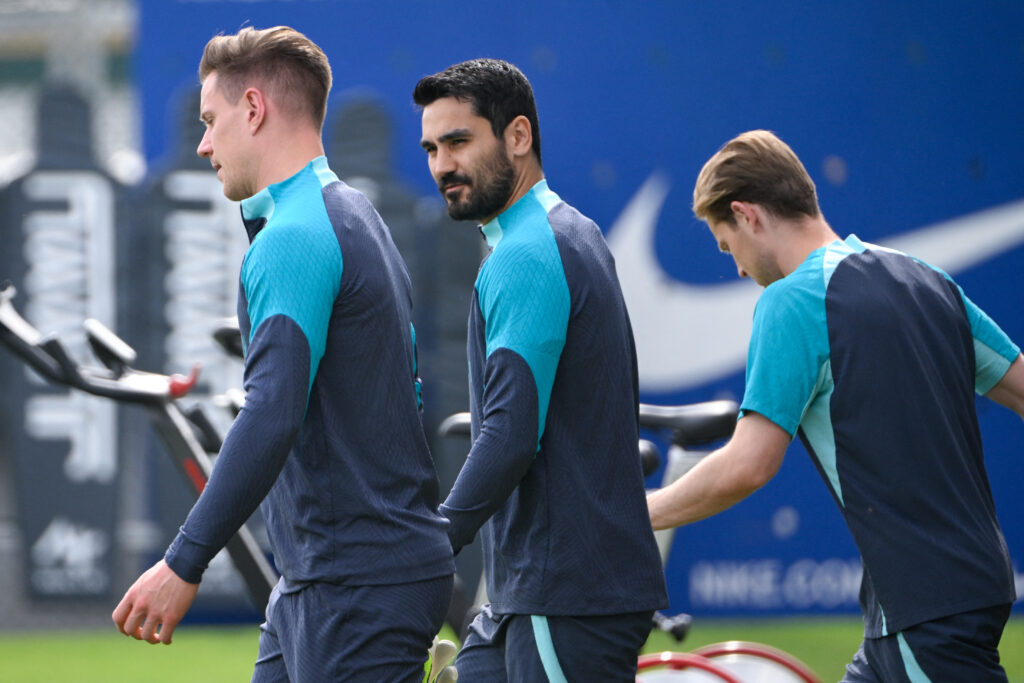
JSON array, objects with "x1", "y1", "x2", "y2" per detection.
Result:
[
  {"x1": 438, "y1": 128, "x2": 472, "y2": 142},
  {"x1": 420, "y1": 128, "x2": 473, "y2": 150}
]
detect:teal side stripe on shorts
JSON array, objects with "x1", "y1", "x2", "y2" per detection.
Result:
[
  {"x1": 897, "y1": 633, "x2": 932, "y2": 682},
  {"x1": 530, "y1": 615, "x2": 569, "y2": 683}
]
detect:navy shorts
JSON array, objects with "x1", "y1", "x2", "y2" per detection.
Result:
[
  {"x1": 252, "y1": 574, "x2": 453, "y2": 683},
  {"x1": 455, "y1": 604, "x2": 654, "y2": 682},
  {"x1": 841, "y1": 603, "x2": 1011, "y2": 683}
]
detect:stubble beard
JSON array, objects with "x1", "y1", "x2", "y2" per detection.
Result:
[{"x1": 443, "y1": 146, "x2": 516, "y2": 223}]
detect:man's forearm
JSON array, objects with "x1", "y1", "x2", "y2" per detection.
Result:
[
  {"x1": 647, "y1": 446, "x2": 761, "y2": 530},
  {"x1": 441, "y1": 420, "x2": 536, "y2": 552},
  {"x1": 647, "y1": 413, "x2": 790, "y2": 531},
  {"x1": 165, "y1": 393, "x2": 301, "y2": 581}
]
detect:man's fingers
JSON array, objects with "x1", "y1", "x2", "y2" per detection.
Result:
[
  {"x1": 112, "y1": 560, "x2": 195, "y2": 645},
  {"x1": 122, "y1": 608, "x2": 147, "y2": 640},
  {"x1": 139, "y1": 614, "x2": 159, "y2": 644},
  {"x1": 158, "y1": 620, "x2": 177, "y2": 645},
  {"x1": 138, "y1": 611, "x2": 180, "y2": 645},
  {"x1": 111, "y1": 593, "x2": 133, "y2": 635}
]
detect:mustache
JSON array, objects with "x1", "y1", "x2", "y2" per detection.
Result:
[{"x1": 438, "y1": 173, "x2": 472, "y2": 192}]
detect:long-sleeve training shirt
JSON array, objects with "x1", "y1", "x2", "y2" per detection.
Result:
[
  {"x1": 165, "y1": 156, "x2": 454, "y2": 590},
  {"x1": 441, "y1": 179, "x2": 668, "y2": 616}
]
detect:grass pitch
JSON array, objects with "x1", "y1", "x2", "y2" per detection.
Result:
[{"x1": 0, "y1": 616, "x2": 1019, "y2": 681}]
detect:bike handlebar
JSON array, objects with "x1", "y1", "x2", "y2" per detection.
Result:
[
  {"x1": 0, "y1": 284, "x2": 198, "y2": 404},
  {"x1": 1, "y1": 283, "x2": 276, "y2": 608},
  {"x1": 437, "y1": 399, "x2": 739, "y2": 449}
]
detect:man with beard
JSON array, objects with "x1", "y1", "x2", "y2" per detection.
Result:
[{"x1": 413, "y1": 59, "x2": 668, "y2": 681}]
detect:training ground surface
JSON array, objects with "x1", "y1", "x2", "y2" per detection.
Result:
[{"x1": 0, "y1": 616, "x2": 1020, "y2": 681}]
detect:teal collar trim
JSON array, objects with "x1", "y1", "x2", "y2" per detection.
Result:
[
  {"x1": 479, "y1": 179, "x2": 557, "y2": 249},
  {"x1": 241, "y1": 185, "x2": 275, "y2": 223},
  {"x1": 310, "y1": 155, "x2": 338, "y2": 188},
  {"x1": 480, "y1": 216, "x2": 504, "y2": 249},
  {"x1": 241, "y1": 156, "x2": 335, "y2": 222}
]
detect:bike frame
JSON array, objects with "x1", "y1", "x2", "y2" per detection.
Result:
[{"x1": 0, "y1": 284, "x2": 277, "y2": 608}]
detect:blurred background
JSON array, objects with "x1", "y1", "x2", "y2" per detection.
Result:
[{"x1": 0, "y1": 0, "x2": 1021, "y2": 638}]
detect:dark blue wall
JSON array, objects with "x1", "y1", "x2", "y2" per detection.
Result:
[{"x1": 136, "y1": 0, "x2": 1024, "y2": 618}]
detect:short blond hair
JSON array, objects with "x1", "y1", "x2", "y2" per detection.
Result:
[
  {"x1": 693, "y1": 130, "x2": 820, "y2": 225},
  {"x1": 199, "y1": 26, "x2": 332, "y2": 131}
]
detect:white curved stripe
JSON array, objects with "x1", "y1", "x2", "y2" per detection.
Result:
[
  {"x1": 607, "y1": 173, "x2": 1024, "y2": 392},
  {"x1": 880, "y1": 199, "x2": 1024, "y2": 273}
]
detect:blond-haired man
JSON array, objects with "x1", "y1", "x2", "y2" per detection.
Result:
[
  {"x1": 113, "y1": 27, "x2": 454, "y2": 682},
  {"x1": 649, "y1": 129, "x2": 1023, "y2": 682}
]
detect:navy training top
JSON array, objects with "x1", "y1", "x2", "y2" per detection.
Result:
[
  {"x1": 165, "y1": 156, "x2": 454, "y2": 589},
  {"x1": 441, "y1": 179, "x2": 668, "y2": 616},
  {"x1": 741, "y1": 234, "x2": 1018, "y2": 636}
]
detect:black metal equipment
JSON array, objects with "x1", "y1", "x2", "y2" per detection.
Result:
[{"x1": 0, "y1": 283, "x2": 277, "y2": 608}]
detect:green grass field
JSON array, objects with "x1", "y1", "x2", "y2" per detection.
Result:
[{"x1": 0, "y1": 616, "x2": 1019, "y2": 681}]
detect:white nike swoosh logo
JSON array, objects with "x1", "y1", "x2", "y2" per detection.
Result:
[{"x1": 607, "y1": 173, "x2": 1024, "y2": 392}]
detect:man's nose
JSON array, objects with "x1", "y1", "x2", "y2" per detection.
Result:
[
  {"x1": 196, "y1": 130, "x2": 212, "y2": 158},
  {"x1": 433, "y1": 147, "x2": 456, "y2": 176}
]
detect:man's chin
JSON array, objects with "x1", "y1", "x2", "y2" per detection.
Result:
[
  {"x1": 223, "y1": 184, "x2": 255, "y2": 202},
  {"x1": 447, "y1": 208, "x2": 478, "y2": 222},
  {"x1": 444, "y1": 199, "x2": 478, "y2": 222}
]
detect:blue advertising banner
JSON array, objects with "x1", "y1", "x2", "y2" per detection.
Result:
[
  {"x1": 135, "y1": 0, "x2": 1024, "y2": 618},
  {"x1": 0, "y1": 86, "x2": 127, "y2": 600}
]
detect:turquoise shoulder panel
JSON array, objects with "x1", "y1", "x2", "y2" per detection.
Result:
[
  {"x1": 476, "y1": 183, "x2": 570, "y2": 442},
  {"x1": 241, "y1": 162, "x2": 343, "y2": 394},
  {"x1": 742, "y1": 247, "x2": 832, "y2": 436},
  {"x1": 741, "y1": 245, "x2": 843, "y2": 501}
]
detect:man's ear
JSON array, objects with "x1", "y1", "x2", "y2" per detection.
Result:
[
  {"x1": 504, "y1": 115, "x2": 533, "y2": 159},
  {"x1": 730, "y1": 201, "x2": 773, "y2": 234},
  {"x1": 730, "y1": 201, "x2": 757, "y2": 229},
  {"x1": 244, "y1": 87, "x2": 267, "y2": 134}
]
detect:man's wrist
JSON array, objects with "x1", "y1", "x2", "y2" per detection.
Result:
[{"x1": 164, "y1": 530, "x2": 212, "y2": 584}]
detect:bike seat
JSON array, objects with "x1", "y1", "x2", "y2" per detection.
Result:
[
  {"x1": 639, "y1": 400, "x2": 739, "y2": 447},
  {"x1": 438, "y1": 412, "x2": 472, "y2": 437},
  {"x1": 212, "y1": 317, "x2": 244, "y2": 360}
]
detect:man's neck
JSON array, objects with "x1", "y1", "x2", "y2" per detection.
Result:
[
  {"x1": 252, "y1": 127, "x2": 326, "y2": 193},
  {"x1": 506, "y1": 165, "x2": 545, "y2": 208},
  {"x1": 776, "y1": 215, "x2": 840, "y2": 276},
  {"x1": 482, "y1": 161, "x2": 545, "y2": 225}
]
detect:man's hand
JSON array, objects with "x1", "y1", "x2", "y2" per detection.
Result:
[{"x1": 112, "y1": 559, "x2": 199, "y2": 645}]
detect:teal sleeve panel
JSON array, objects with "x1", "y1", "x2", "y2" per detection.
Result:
[
  {"x1": 475, "y1": 194, "x2": 570, "y2": 445},
  {"x1": 956, "y1": 287, "x2": 1019, "y2": 394},
  {"x1": 241, "y1": 194, "x2": 342, "y2": 399},
  {"x1": 740, "y1": 264, "x2": 831, "y2": 437}
]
